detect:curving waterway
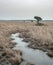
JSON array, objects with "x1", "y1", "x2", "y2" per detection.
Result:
[{"x1": 11, "y1": 33, "x2": 53, "y2": 65}]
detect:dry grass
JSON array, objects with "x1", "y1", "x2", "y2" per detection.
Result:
[
  {"x1": 0, "y1": 21, "x2": 53, "y2": 64},
  {"x1": 0, "y1": 21, "x2": 53, "y2": 47}
]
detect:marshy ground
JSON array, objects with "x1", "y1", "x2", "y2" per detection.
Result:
[{"x1": 0, "y1": 21, "x2": 53, "y2": 65}]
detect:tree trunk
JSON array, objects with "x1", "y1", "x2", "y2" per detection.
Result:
[{"x1": 37, "y1": 20, "x2": 39, "y2": 25}]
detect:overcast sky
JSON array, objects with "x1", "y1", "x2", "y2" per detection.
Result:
[{"x1": 0, "y1": 0, "x2": 53, "y2": 20}]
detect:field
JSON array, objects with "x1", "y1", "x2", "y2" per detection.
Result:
[{"x1": 0, "y1": 21, "x2": 53, "y2": 65}]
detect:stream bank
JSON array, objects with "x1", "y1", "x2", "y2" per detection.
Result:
[{"x1": 11, "y1": 33, "x2": 53, "y2": 65}]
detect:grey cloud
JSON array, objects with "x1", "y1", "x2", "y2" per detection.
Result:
[{"x1": 0, "y1": 0, "x2": 53, "y2": 20}]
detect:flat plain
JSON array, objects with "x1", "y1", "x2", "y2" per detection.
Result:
[{"x1": 0, "y1": 21, "x2": 53, "y2": 65}]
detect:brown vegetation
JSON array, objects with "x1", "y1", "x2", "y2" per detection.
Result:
[
  {"x1": 0, "y1": 21, "x2": 53, "y2": 65},
  {"x1": 27, "y1": 63, "x2": 34, "y2": 65}
]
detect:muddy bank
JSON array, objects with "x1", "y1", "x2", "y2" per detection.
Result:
[
  {"x1": 19, "y1": 32, "x2": 53, "y2": 57},
  {"x1": 11, "y1": 33, "x2": 53, "y2": 65}
]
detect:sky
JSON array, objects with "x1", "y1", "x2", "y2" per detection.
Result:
[{"x1": 0, "y1": 0, "x2": 53, "y2": 20}]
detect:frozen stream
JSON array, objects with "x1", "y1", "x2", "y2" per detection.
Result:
[{"x1": 11, "y1": 33, "x2": 53, "y2": 65}]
